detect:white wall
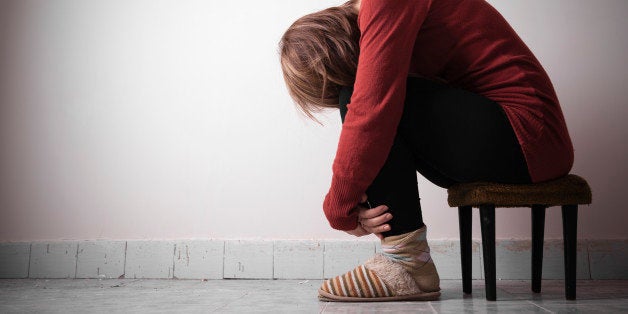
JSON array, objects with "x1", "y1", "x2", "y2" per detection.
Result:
[{"x1": 1, "y1": 0, "x2": 626, "y2": 241}]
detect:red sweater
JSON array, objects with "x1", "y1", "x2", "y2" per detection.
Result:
[{"x1": 323, "y1": 0, "x2": 574, "y2": 231}]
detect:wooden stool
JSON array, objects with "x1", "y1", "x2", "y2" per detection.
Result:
[{"x1": 447, "y1": 174, "x2": 592, "y2": 301}]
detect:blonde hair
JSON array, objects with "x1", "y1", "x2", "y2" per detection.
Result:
[{"x1": 279, "y1": 1, "x2": 360, "y2": 121}]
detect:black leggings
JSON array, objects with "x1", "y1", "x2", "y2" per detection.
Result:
[{"x1": 339, "y1": 77, "x2": 532, "y2": 237}]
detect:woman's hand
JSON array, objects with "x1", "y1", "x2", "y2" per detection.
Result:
[{"x1": 345, "y1": 194, "x2": 392, "y2": 240}]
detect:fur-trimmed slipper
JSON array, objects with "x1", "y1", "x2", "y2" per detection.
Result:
[{"x1": 318, "y1": 254, "x2": 441, "y2": 302}]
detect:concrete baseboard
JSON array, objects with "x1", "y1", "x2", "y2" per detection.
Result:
[{"x1": 1, "y1": 239, "x2": 626, "y2": 280}]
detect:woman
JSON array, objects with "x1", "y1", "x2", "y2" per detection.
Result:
[{"x1": 279, "y1": 0, "x2": 574, "y2": 302}]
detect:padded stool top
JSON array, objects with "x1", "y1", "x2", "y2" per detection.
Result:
[{"x1": 447, "y1": 174, "x2": 592, "y2": 208}]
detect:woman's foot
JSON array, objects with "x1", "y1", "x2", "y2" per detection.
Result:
[{"x1": 318, "y1": 226, "x2": 441, "y2": 301}]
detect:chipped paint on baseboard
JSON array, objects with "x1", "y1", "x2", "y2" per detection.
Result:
[
  {"x1": 588, "y1": 239, "x2": 628, "y2": 279},
  {"x1": 1, "y1": 239, "x2": 627, "y2": 280},
  {"x1": 173, "y1": 240, "x2": 223, "y2": 279}
]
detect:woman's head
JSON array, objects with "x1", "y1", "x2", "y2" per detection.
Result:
[{"x1": 279, "y1": 1, "x2": 360, "y2": 120}]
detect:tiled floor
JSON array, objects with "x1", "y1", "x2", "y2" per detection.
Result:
[{"x1": 1, "y1": 279, "x2": 627, "y2": 313}]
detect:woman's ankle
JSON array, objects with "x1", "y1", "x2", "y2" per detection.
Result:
[{"x1": 379, "y1": 225, "x2": 441, "y2": 291}]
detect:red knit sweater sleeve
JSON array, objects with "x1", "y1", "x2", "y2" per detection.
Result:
[{"x1": 322, "y1": 0, "x2": 432, "y2": 230}]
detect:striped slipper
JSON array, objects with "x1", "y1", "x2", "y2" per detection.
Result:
[{"x1": 318, "y1": 254, "x2": 441, "y2": 302}]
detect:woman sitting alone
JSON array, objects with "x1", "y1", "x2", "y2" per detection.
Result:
[{"x1": 279, "y1": 0, "x2": 574, "y2": 302}]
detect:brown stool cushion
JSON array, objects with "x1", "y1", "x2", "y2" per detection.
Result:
[{"x1": 447, "y1": 174, "x2": 592, "y2": 208}]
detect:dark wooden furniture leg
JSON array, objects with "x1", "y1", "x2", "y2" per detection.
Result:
[
  {"x1": 562, "y1": 205, "x2": 578, "y2": 300},
  {"x1": 458, "y1": 206, "x2": 473, "y2": 294},
  {"x1": 531, "y1": 205, "x2": 546, "y2": 293},
  {"x1": 480, "y1": 205, "x2": 496, "y2": 301}
]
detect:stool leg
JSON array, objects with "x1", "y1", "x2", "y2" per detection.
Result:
[
  {"x1": 531, "y1": 205, "x2": 546, "y2": 293},
  {"x1": 480, "y1": 205, "x2": 496, "y2": 301},
  {"x1": 562, "y1": 205, "x2": 578, "y2": 300},
  {"x1": 458, "y1": 206, "x2": 472, "y2": 294}
]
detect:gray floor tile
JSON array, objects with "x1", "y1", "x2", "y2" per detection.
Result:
[
  {"x1": 538, "y1": 303, "x2": 628, "y2": 313},
  {"x1": 1, "y1": 279, "x2": 628, "y2": 313},
  {"x1": 323, "y1": 302, "x2": 435, "y2": 313}
]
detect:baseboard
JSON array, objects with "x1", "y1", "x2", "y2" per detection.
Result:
[{"x1": 1, "y1": 239, "x2": 626, "y2": 280}]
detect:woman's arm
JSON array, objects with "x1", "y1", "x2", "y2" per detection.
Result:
[{"x1": 323, "y1": 0, "x2": 432, "y2": 230}]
